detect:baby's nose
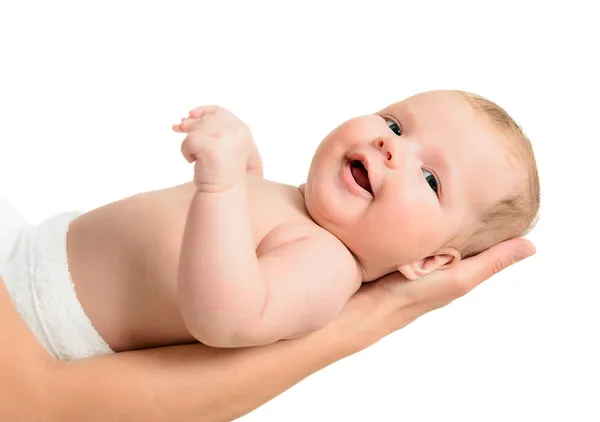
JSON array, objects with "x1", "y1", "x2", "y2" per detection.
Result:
[{"x1": 375, "y1": 138, "x2": 397, "y2": 168}]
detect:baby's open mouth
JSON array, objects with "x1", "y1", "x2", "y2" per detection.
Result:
[{"x1": 350, "y1": 160, "x2": 373, "y2": 195}]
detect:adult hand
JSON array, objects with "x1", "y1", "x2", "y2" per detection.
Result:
[{"x1": 325, "y1": 237, "x2": 536, "y2": 353}]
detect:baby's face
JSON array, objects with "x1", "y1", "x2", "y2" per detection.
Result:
[{"x1": 304, "y1": 90, "x2": 512, "y2": 277}]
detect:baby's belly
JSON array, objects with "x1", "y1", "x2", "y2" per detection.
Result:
[
  {"x1": 64, "y1": 178, "x2": 299, "y2": 351},
  {"x1": 66, "y1": 194, "x2": 198, "y2": 351}
]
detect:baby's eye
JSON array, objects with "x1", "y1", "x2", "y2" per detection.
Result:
[
  {"x1": 423, "y1": 170, "x2": 439, "y2": 194},
  {"x1": 384, "y1": 117, "x2": 402, "y2": 136}
]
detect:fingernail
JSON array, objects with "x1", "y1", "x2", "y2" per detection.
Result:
[{"x1": 514, "y1": 243, "x2": 536, "y2": 263}]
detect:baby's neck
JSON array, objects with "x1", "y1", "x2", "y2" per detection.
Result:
[
  {"x1": 297, "y1": 183, "x2": 306, "y2": 197},
  {"x1": 354, "y1": 255, "x2": 397, "y2": 283},
  {"x1": 297, "y1": 183, "x2": 397, "y2": 282}
]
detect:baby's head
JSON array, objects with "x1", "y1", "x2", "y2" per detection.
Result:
[{"x1": 304, "y1": 90, "x2": 539, "y2": 281}]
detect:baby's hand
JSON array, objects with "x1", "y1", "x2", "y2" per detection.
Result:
[{"x1": 173, "y1": 106, "x2": 253, "y2": 192}]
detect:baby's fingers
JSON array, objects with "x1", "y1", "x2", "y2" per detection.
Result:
[
  {"x1": 180, "y1": 131, "x2": 211, "y2": 163},
  {"x1": 173, "y1": 116, "x2": 202, "y2": 133},
  {"x1": 172, "y1": 117, "x2": 189, "y2": 133},
  {"x1": 188, "y1": 105, "x2": 220, "y2": 118}
]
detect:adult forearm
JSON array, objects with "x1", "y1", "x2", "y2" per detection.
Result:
[
  {"x1": 1, "y1": 279, "x2": 349, "y2": 422},
  {"x1": 178, "y1": 184, "x2": 267, "y2": 345},
  {"x1": 50, "y1": 331, "x2": 346, "y2": 422}
]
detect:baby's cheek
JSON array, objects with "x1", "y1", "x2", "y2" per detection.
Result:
[
  {"x1": 386, "y1": 199, "x2": 445, "y2": 256},
  {"x1": 336, "y1": 118, "x2": 375, "y2": 146},
  {"x1": 306, "y1": 177, "x2": 361, "y2": 228}
]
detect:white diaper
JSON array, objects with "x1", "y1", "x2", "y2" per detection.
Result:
[{"x1": 0, "y1": 199, "x2": 114, "y2": 360}]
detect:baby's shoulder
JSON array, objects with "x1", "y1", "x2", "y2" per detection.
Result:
[
  {"x1": 256, "y1": 219, "x2": 322, "y2": 256},
  {"x1": 259, "y1": 221, "x2": 357, "y2": 267}
]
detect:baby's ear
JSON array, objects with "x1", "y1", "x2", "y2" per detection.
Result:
[{"x1": 396, "y1": 248, "x2": 461, "y2": 280}]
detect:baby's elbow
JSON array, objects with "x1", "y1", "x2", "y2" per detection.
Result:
[
  {"x1": 187, "y1": 319, "x2": 280, "y2": 348},
  {"x1": 180, "y1": 316, "x2": 227, "y2": 348},
  {"x1": 193, "y1": 332, "x2": 237, "y2": 348},
  {"x1": 201, "y1": 335, "x2": 256, "y2": 348},
  {"x1": 180, "y1": 295, "x2": 277, "y2": 347},
  {"x1": 190, "y1": 328, "x2": 262, "y2": 349},
  {"x1": 181, "y1": 313, "x2": 255, "y2": 348}
]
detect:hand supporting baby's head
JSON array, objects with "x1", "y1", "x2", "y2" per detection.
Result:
[{"x1": 303, "y1": 90, "x2": 540, "y2": 281}]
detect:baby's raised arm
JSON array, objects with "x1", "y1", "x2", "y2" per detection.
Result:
[
  {"x1": 174, "y1": 106, "x2": 360, "y2": 348},
  {"x1": 173, "y1": 106, "x2": 263, "y2": 177}
]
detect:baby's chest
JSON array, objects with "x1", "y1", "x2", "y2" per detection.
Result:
[
  {"x1": 246, "y1": 186, "x2": 316, "y2": 256},
  {"x1": 255, "y1": 221, "x2": 321, "y2": 257}
]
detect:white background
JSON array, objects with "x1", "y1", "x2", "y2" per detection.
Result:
[{"x1": 1, "y1": 1, "x2": 598, "y2": 421}]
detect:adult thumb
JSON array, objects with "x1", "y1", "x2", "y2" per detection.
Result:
[
  {"x1": 460, "y1": 237, "x2": 536, "y2": 284},
  {"x1": 401, "y1": 237, "x2": 536, "y2": 304}
]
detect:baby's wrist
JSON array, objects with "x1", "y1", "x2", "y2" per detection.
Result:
[{"x1": 194, "y1": 180, "x2": 245, "y2": 195}]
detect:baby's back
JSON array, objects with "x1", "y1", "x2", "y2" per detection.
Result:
[{"x1": 68, "y1": 177, "x2": 319, "y2": 352}]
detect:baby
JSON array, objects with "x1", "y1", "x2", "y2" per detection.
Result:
[{"x1": 0, "y1": 90, "x2": 539, "y2": 360}]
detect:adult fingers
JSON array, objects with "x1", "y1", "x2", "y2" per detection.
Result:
[{"x1": 395, "y1": 238, "x2": 536, "y2": 306}]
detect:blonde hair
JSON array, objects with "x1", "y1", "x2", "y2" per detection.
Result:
[{"x1": 451, "y1": 91, "x2": 540, "y2": 259}]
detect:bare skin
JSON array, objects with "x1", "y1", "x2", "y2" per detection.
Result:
[
  {"x1": 67, "y1": 177, "x2": 348, "y2": 352},
  {"x1": 0, "y1": 236, "x2": 535, "y2": 421},
  {"x1": 68, "y1": 91, "x2": 523, "y2": 353}
]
